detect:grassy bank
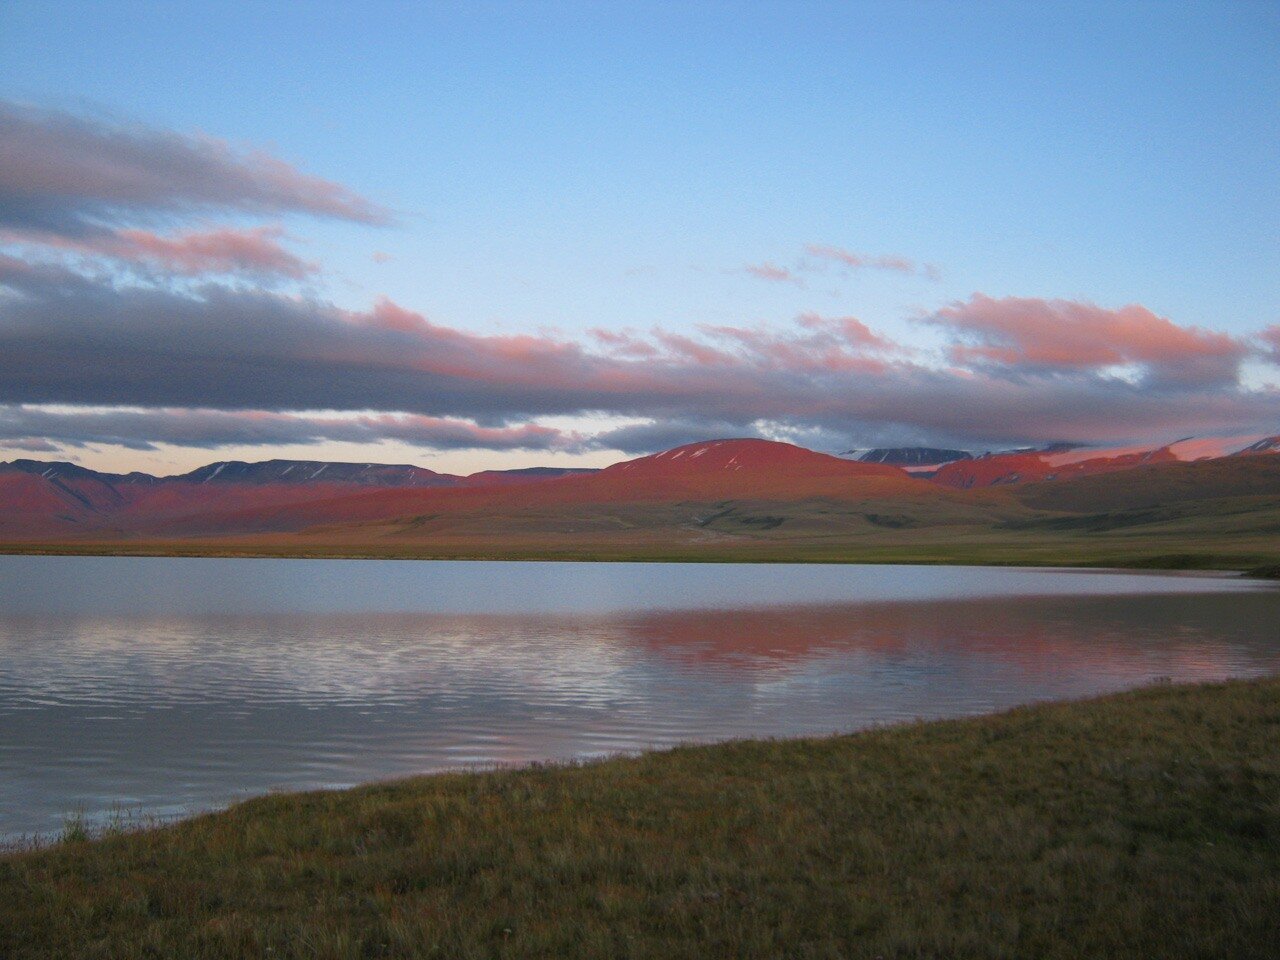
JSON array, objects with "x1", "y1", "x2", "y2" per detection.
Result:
[
  {"x1": 3, "y1": 534, "x2": 1279, "y2": 574},
  {"x1": 3, "y1": 678, "x2": 1278, "y2": 959}
]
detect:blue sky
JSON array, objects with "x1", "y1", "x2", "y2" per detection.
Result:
[{"x1": 1, "y1": 1, "x2": 1277, "y2": 473}]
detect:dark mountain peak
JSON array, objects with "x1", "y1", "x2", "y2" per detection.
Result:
[
  {"x1": 853, "y1": 448, "x2": 973, "y2": 467},
  {"x1": 3, "y1": 459, "x2": 105, "y2": 481},
  {"x1": 489, "y1": 466, "x2": 598, "y2": 477},
  {"x1": 0, "y1": 459, "x2": 157, "y2": 485},
  {"x1": 1233, "y1": 435, "x2": 1280, "y2": 456},
  {"x1": 174, "y1": 459, "x2": 457, "y2": 487}
]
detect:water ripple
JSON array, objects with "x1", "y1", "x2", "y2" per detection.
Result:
[{"x1": 2, "y1": 562, "x2": 1278, "y2": 839}]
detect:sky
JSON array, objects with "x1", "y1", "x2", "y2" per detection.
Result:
[{"x1": 1, "y1": 0, "x2": 1277, "y2": 476}]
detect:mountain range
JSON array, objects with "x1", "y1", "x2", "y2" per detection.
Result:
[{"x1": 2, "y1": 435, "x2": 1277, "y2": 569}]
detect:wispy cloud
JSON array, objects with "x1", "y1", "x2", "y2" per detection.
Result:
[
  {"x1": 744, "y1": 243, "x2": 940, "y2": 287},
  {"x1": 3, "y1": 224, "x2": 317, "y2": 280},
  {"x1": 744, "y1": 261, "x2": 801, "y2": 284},
  {"x1": 805, "y1": 243, "x2": 940, "y2": 280}
]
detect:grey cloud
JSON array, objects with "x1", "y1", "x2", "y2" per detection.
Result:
[
  {"x1": 0, "y1": 406, "x2": 572, "y2": 454},
  {"x1": 0, "y1": 100, "x2": 389, "y2": 240}
]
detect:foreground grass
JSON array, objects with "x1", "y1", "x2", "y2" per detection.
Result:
[{"x1": 3, "y1": 679, "x2": 1278, "y2": 959}]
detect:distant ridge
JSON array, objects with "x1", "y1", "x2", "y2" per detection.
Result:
[
  {"x1": 178, "y1": 459, "x2": 455, "y2": 487},
  {"x1": 0, "y1": 457, "x2": 595, "y2": 489},
  {"x1": 0, "y1": 456, "x2": 598, "y2": 538},
  {"x1": 0, "y1": 459, "x2": 156, "y2": 485}
]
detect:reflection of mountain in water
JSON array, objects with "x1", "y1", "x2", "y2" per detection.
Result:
[{"x1": 619, "y1": 593, "x2": 1280, "y2": 679}]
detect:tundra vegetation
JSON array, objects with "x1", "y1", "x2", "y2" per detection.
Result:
[{"x1": 2, "y1": 678, "x2": 1277, "y2": 959}]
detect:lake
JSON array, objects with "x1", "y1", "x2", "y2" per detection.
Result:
[{"x1": 2, "y1": 556, "x2": 1277, "y2": 840}]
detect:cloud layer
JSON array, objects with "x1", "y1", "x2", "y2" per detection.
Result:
[
  {"x1": 0, "y1": 405, "x2": 570, "y2": 453},
  {"x1": 2, "y1": 254, "x2": 1276, "y2": 455},
  {"x1": 1, "y1": 102, "x2": 1276, "y2": 461}
]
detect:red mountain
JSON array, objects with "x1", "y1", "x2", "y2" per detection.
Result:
[
  {"x1": 1, "y1": 434, "x2": 1276, "y2": 542},
  {"x1": 932, "y1": 445, "x2": 1182, "y2": 489},
  {"x1": 589, "y1": 439, "x2": 906, "y2": 498},
  {"x1": 155, "y1": 439, "x2": 917, "y2": 536}
]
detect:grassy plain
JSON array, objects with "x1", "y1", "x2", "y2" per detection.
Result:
[
  {"x1": 4, "y1": 504, "x2": 1278, "y2": 574},
  {"x1": 3, "y1": 678, "x2": 1278, "y2": 959}
]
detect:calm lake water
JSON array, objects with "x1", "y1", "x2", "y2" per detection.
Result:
[{"x1": 2, "y1": 556, "x2": 1278, "y2": 839}]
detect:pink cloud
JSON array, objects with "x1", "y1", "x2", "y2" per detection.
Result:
[
  {"x1": 796, "y1": 312, "x2": 894, "y2": 350},
  {"x1": 1, "y1": 224, "x2": 315, "y2": 279},
  {"x1": 366, "y1": 297, "x2": 429, "y2": 334},
  {"x1": 806, "y1": 243, "x2": 939, "y2": 280},
  {"x1": 113, "y1": 226, "x2": 314, "y2": 277},
  {"x1": 687, "y1": 317, "x2": 890, "y2": 376},
  {"x1": 744, "y1": 261, "x2": 800, "y2": 283},
  {"x1": 651, "y1": 331, "x2": 736, "y2": 366},
  {"x1": 588, "y1": 328, "x2": 660, "y2": 359},
  {"x1": 929, "y1": 294, "x2": 1248, "y2": 387}
]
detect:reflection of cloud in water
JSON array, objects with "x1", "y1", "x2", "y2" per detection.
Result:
[
  {"x1": 1, "y1": 614, "x2": 642, "y2": 709},
  {"x1": 2, "y1": 591, "x2": 1279, "y2": 838}
]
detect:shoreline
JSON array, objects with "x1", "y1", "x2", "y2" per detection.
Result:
[
  {"x1": 4, "y1": 676, "x2": 1277, "y2": 957},
  {"x1": 1, "y1": 670, "x2": 1267, "y2": 854},
  {"x1": 3, "y1": 541, "x2": 1279, "y2": 578}
]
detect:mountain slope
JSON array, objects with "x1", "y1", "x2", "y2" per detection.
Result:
[
  {"x1": 0, "y1": 458, "x2": 599, "y2": 539},
  {"x1": 1, "y1": 437, "x2": 1277, "y2": 557},
  {"x1": 593, "y1": 439, "x2": 907, "y2": 497},
  {"x1": 145, "y1": 439, "x2": 922, "y2": 536},
  {"x1": 1016, "y1": 455, "x2": 1280, "y2": 514},
  {"x1": 933, "y1": 446, "x2": 1182, "y2": 488}
]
